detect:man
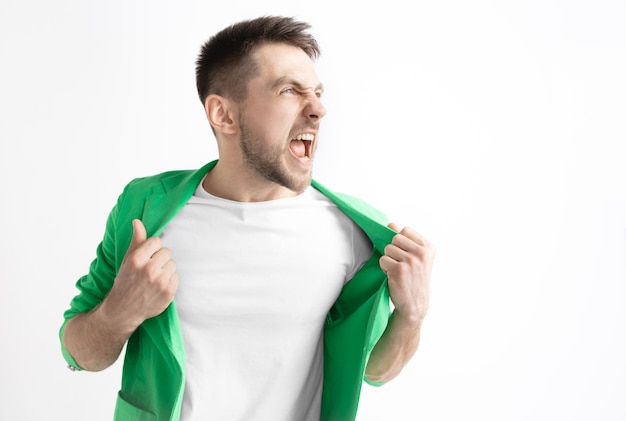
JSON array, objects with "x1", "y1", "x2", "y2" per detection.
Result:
[{"x1": 60, "y1": 16, "x2": 435, "y2": 421}]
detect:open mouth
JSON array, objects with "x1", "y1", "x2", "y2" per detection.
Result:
[{"x1": 289, "y1": 133, "x2": 315, "y2": 162}]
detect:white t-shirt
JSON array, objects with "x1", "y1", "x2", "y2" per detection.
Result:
[{"x1": 160, "y1": 182, "x2": 372, "y2": 421}]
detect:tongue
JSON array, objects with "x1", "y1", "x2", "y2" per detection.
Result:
[{"x1": 290, "y1": 139, "x2": 306, "y2": 158}]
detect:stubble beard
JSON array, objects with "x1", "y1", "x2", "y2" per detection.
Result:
[{"x1": 239, "y1": 118, "x2": 312, "y2": 194}]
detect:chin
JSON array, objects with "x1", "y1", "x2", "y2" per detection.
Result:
[{"x1": 287, "y1": 174, "x2": 312, "y2": 194}]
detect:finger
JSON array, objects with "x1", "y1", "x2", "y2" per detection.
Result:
[
  {"x1": 387, "y1": 222, "x2": 401, "y2": 232},
  {"x1": 391, "y1": 233, "x2": 418, "y2": 251},
  {"x1": 398, "y1": 226, "x2": 430, "y2": 247},
  {"x1": 379, "y1": 255, "x2": 392, "y2": 275},
  {"x1": 388, "y1": 223, "x2": 430, "y2": 248},
  {"x1": 384, "y1": 242, "x2": 414, "y2": 264},
  {"x1": 128, "y1": 219, "x2": 148, "y2": 253},
  {"x1": 168, "y1": 272, "x2": 180, "y2": 295},
  {"x1": 158, "y1": 262, "x2": 179, "y2": 298},
  {"x1": 379, "y1": 255, "x2": 401, "y2": 277},
  {"x1": 149, "y1": 247, "x2": 173, "y2": 267},
  {"x1": 130, "y1": 220, "x2": 165, "y2": 260},
  {"x1": 160, "y1": 259, "x2": 178, "y2": 280}
]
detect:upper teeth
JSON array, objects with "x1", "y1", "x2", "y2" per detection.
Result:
[{"x1": 296, "y1": 133, "x2": 315, "y2": 141}]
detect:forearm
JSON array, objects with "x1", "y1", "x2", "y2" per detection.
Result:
[
  {"x1": 62, "y1": 303, "x2": 135, "y2": 372},
  {"x1": 365, "y1": 309, "x2": 424, "y2": 383}
]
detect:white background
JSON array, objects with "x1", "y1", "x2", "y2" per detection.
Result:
[{"x1": 1, "y1": 0, "x2": 625, "y2": 420}]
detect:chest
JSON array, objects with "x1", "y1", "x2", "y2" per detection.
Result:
[{"x1": 160, "y1": 197, "x2": 362, "y2": 326}]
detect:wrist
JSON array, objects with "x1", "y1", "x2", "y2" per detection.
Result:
[
  {"x1": 393, "y1": 307, "x2": 427, "y2": 328},
  {"x1": 96, "y1": 298, "x2": 141, "y2": 338}
]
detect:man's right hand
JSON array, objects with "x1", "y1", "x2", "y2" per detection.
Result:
[
  {"x1": 63, "y1": 219, "x2": 179, "y2": 371},
  {"x1": 100, "y1": 219, "x2": 179, "y2": 335}
]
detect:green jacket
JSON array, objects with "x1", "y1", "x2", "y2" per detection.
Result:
[{"x1": 60, "y1": 161, "x2": 396, "y2": 421}]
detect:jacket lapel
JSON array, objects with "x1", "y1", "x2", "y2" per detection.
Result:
[
  {"x1": 136, "y1": 161, "x2": 217, "y2": 419},
  {"x1": 311, "y1": 180, "x2": 397, "y2": 252},
  {"x1": 142, "y1": 161, "x2": 217, "y2": 237}
]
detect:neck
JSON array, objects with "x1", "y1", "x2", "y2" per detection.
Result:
[{"x1": 202, "y1": 160, "x2": 302, "y2": 202}]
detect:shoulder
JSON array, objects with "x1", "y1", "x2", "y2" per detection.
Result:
[
  {"x1": 124, "y1": 169, "x2": 196, "y2": 192},
  {"x1": 111, "y1": 167, "x2": 203, "y2": 224},
  {"x1": 120, "y1": 162, "x2": 214, "y2": 201}
]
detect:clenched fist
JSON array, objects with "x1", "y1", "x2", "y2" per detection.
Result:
[
  {"x1": 379, "y1": 222, "x2": 435, "y2": 323},
  {"x1": 100, "y1": 219, "x2": 179, "y2": 334}
]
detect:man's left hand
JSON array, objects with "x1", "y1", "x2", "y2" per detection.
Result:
[{"x1": 379, "y1": 222, "x2": 436, "y2": 324}]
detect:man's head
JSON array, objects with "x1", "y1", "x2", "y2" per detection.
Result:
[
  {"x1": 196, "y1": 16, "x2": 326, "y2": 196},
  {"x1": 195, "y1": 16, "x2": 321, "y2": 106}
]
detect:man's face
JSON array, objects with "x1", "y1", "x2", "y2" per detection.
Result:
[{"x1": 237, "y1": 43, "x2": 326, "y2": 193}]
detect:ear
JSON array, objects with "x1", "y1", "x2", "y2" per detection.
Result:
[{"x1": 204, "y1": 94, "x2": 238, "y2": 135}]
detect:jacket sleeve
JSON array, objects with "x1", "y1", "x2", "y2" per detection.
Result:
[{"x1": 58, "y1": 184, "x2": 128, "y2": 370}]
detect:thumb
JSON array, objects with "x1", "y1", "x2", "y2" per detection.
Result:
[
  {"x1": 128, "y1": 219, "x2": 148, "y2": 252},
  {"x1": 387, "y1": 222, "x2": 401, "y2": 233}
]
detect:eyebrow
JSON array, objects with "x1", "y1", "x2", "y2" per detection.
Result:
[{"x1": 272, "y1": 76, "x2": 324, "y2": 93}]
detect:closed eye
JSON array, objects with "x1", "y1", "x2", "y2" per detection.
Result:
[{"x1": 273, "y1": 77, "x2": 324, "y2": 97}]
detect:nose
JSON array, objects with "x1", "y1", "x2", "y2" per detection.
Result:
[{"x1": 305, "y1": 94, "x2": 327, "y2": 121}]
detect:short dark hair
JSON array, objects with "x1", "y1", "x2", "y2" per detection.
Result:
[{"x1": 195, "y1": 16, "x2": 321, "y2": 105}]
